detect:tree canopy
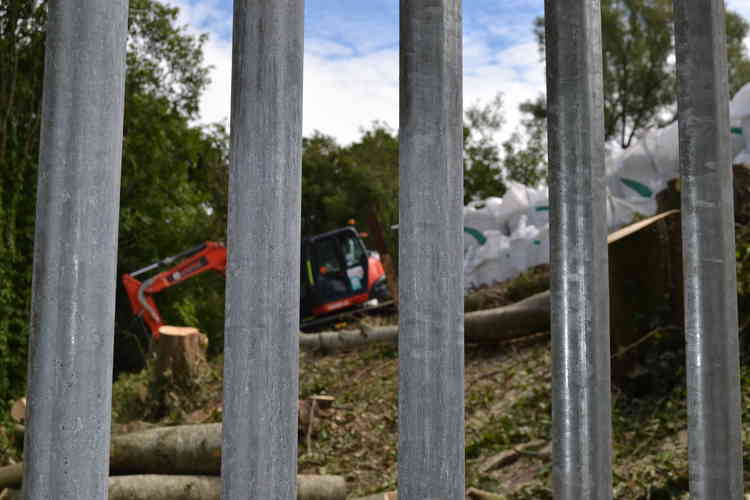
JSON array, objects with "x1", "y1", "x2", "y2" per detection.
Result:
[
  {"x1": 0, "y1": 0, "x2": 229, "y2": 400},
  {"x1": 531, "y1": 0, "x2": 750, "y2": 148}
]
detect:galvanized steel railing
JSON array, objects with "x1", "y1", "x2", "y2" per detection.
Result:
[{"x1": 20, "y1": 0, "x2": 742, "y2": 499}]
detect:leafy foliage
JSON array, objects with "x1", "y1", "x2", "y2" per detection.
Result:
[
  {"x1": 0, "y1": 0, "x2": 48, "y2": 410},
  {"x1": 501, "y1": 97, "x2": 548, "y2": 188},
  {"x1": 463, "y1": 94, "x2": 548, "y2": 203},
  {"x1": 463, "y1": 94, "x2": 507, "y2": 203},
  {"x1": 532, "y1": 1, "x2": 750, "y2": 148},
  {"x1": 0, "y1": 0, "x2": 229, "y2": 402}
]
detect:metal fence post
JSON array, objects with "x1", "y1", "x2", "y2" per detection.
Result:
[
  {"x1": 673, "y1": 1, "x2": 744, "y2": 497},
  {"x1": 221, "y1": 2, "x2": 303, "y2": 499},
  {"x1": 399, "y1": 1, "x2": 464, "y2": 498},
  {"x1": 544, "y1": 0, "x2": 613, "y2": 498},
  {"x1": 22, "y1": 1, "x2": 129, "y2": 499}
]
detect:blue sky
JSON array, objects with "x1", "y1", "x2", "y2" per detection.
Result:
[{"x1": 168, "y1": 0, "x2": 750, "y2": 145}]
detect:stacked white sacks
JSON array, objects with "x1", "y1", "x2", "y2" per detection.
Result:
[{"x1": 463, "y1": 82, "x2": 750, "y2": 290}]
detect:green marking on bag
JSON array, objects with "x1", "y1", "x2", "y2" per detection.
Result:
[
  {"x1": 620, "y1": 177, "x2": 653, "y2": 198},
  {"x1": 464, "y1": 227, "x2": 487, "y2": 245},
  {"x1": 731, "y1": 127, "x2": 743, "y2": 135},
  {"x1": 533, "y1": 240, "x2": 541, "y2": 245},
  {"x1": 535, "y1": 206, "x2": 549, "y2": 212}
]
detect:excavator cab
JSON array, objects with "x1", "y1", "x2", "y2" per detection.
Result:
[{"x1": 300, "y1": 226, "x2": 379, "y2": 321}]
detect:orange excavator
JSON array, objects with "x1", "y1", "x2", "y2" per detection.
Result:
[{"x1": 122, "y1": 226, "x2": 392, "y2": 338}]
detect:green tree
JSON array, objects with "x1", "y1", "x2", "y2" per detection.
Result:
[
  {"x1": 531, "y1": 1, "x2": 750, "y2": 148},
  {"x1": 462, "y1": 94, "x2": 548, "y2": 203},
  {"x1": 0, "y1": 0, "x2": 229, "y2": 400},
  {"x1": 115, "y1": 0, "x2": 229, "y2": 364},
  {"x1": 301, "y1": 124, "x2": 399, "y2": 239},
  {"x1": 501, "y1": 97, "x2": 548, "y2": 187},
  {"x1": 341, "y1": 123, "x2": 399, "y2": 254},
  {"x1": 463, "y1": 94, "x2": 506, "y2": 203},
  {"x1": 0, "y1": 0, "x2": 47, "y2": 411}
]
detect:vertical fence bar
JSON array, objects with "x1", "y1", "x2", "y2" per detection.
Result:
[
  {"x1": 545, "y1": 1, "x2": 612, "y2": 498},
  {"x1": 22, "y1": 1, "x2": 128, "y2": 499},
  {"x1": 399, "y1": 1, "x2": 464, "y2": 498},
  {"x1": 221, "y1": 2, "x2": 303, "y2": 499},
  {"x1": 673, "y1": 1, "x2": 744, "y2": 497}
]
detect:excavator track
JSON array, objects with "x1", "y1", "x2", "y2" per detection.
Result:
[{"x1": 300, "y1": 300, "x2": 396, "y2": 332}]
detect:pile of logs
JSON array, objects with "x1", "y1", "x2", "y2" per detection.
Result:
[{"x1": 0, "y1": 423, "x2": 347, "y2": 500}]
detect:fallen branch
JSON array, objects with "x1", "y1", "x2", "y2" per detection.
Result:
[
  {"x1": 478, "y1": 439, "x2": 549, "y2": 473},
  {"x1": 4, "y1": 474, "x2": 346, "y2": 500},
  {"x1": 466, "y1": 487, "x2": 505, "y2": 500},
  {"x1": 300, "y1": 291, "x2": 550, "y2": 354},
  {"x1": 306, "y1": 399, "x2": 318, "y2": 454}
]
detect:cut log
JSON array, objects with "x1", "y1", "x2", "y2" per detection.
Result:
[
  {"x1": 0, "y1": 423, "x2": 342, "y2": 489},
  {"x1": 3, "y1": 474, "x2": 346, "y2": 500},
  {"x1": 299, "y1": 290, "x2": 551, "y2": 354},
  {"x1": 309, "y1": 395, "x2": 335, "y2": 409},
  {"x1": 0, "y1": 424, "x2": 221, "y2": 489},
  {"x1": 108, "y1": 423, "x2": 221, "y2": 475},
  {"x1": 0, "y1": 464, "x2": 22, "y2": 491}
]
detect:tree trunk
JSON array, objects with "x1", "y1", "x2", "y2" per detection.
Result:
[
  {"x1": 4, "y1": 474, "x2": 346, "y2": 500},
  {"x1": 299, "y1": 290, "x2": 551, "y2": 354}
]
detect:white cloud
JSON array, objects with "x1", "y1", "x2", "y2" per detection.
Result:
[
  {"x1": 198, "y1": 36, "x2": 232, "y2": 127},
  {"x1": 306, "y1": 39, "x2": 356, "y2": 59},
  {"x1": 193, "y1": 38, "x2": 543, "y2": 147},
  {"x1": 462, "y1": 41, "x2": 545, "y2": 148},
  {"x1": 728, "y1": 0, "x2": 750, "y2": 19},
  {"x1": 163, "y1": 0, "x2": 548, "y2": 145},
  {"x1": 303, "y1": 48, "x2": 398, "y2": 144}
]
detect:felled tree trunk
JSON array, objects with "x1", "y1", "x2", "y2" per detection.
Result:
[
  {"x1": 2, "y1": 406, "x2": 335, "y2": 491},
  {"x1": 108, "y1": 423, "x2": 221, "y2": 475},
  {"x1": 4, "y1": 474, "x2": 346, "y2": 500},
  {"x1": 0, "y1": 464, "x2": 22, "y2": 491},
  {"x1": 299, "y1": 290, "x2": 551, "y2": 354},
  {"x1": 2, "y1": 424, "x2": 345, "y2": 498},
  {"x1": 0, "y1": 423, "x2": 339, "y2": 489}
]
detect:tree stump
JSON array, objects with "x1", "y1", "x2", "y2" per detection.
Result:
[
  {"x1": 146, "y1": 326, "x2": 209, "y2": 417},
  {"x1": 608, "y1": 209, "x2": 682, "y2": 383},
  {"x1": 152, "y1": 326, "x2": 208, "y2": 381}
]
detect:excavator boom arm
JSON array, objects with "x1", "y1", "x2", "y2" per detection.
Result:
[{"x1": 121, "y1": 241, "x2": 227, "y2": 338}]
